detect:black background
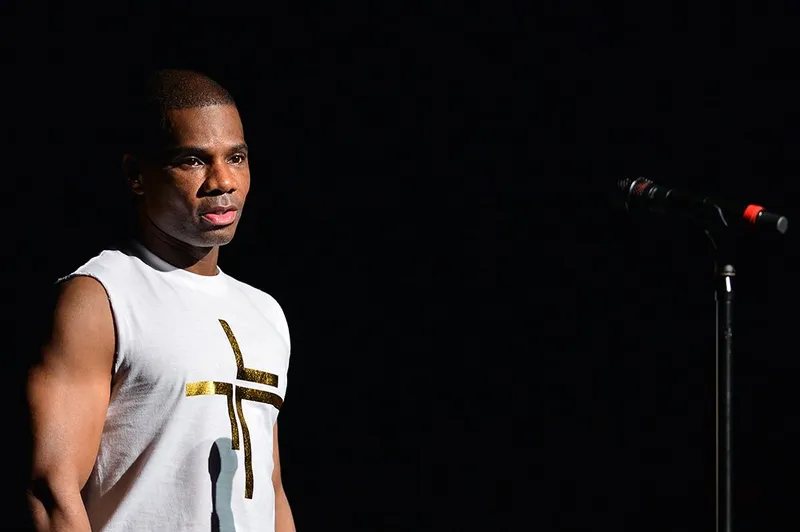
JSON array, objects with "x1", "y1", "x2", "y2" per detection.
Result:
[{"x1": 2, "y1": 2, "x2": 799, "y2": 530}]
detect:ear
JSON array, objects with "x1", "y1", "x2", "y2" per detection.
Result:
[{"x1": 122, "y1": 154, "x2": 145, "y2": 196}]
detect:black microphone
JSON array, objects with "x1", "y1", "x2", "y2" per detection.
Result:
[{"x1": 616, "y1": 177, "x2": 789, "y2": 235}]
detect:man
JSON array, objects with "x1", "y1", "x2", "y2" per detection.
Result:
[{"x1": 26, "y1": 69, "x2": 296, "y2": 531}]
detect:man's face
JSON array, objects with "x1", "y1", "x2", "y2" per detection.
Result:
[{"x1": 134, "y1": 104, "x2": 250, "y2": 248}]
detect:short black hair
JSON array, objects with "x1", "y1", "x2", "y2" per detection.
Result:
[{"x1": 123, "y1": 68, "x2": 237, "y2": 157}]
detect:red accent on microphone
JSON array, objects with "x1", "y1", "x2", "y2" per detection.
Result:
[
  {"x1": 743, "y1": 204, "x2": 764, "y2": 224},
  {"x1": 633, "y1": 181, "x2": 650, "y2": 195}
]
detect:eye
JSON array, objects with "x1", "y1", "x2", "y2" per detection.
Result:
[
  {"x1": 230, "y1": 153, "x2": 247, "y2": 164},
  {"x1": 179, "y1": 157, "x2": 204, "y2": 168}
]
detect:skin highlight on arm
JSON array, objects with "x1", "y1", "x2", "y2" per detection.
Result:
[{"x1": 272, "y1": 423, "x2": 296, "y2": 532}]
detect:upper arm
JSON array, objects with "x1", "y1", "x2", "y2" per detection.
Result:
[
  {"x1": 27, "y1": 275, "x2": 116, "y2": 492},
  {"x1": 272, "y1": 422, "x2": 284, "y2": 491}
]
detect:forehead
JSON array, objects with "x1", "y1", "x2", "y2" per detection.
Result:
[{"x1": 163, "y1": 104, "x2": 244, "y2": 148}]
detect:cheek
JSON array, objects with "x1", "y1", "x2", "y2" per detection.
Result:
[
  {"x1": 239, "y1": 172, "x2": 252, "y2": 197},
  {"x1": 146, "y1": 182, "x2": 197, "y2": 220}
]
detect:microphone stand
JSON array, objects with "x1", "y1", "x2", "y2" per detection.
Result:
[{"x1": 705, "y1": 205, "x2": 734, "y2": 532}]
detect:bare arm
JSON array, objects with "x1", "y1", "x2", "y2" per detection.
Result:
[
  {"x1": 273, "y1": 422, "x2": 296, "y2": 532},
  {"x1": 27, "y1": 276, "x2": 116, "y2": 532}
]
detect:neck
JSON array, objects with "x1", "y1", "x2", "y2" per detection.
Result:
[{"x1": 137, "y1": 220, "x2": 220, "y2": 277}]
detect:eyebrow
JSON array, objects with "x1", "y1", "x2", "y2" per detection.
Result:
[{"x1": 162, "y1": 143, "x2": 249, "y2": 159}]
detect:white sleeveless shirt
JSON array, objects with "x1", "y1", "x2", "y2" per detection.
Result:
[{"x1": 63, "y1": 241, "x2": 290, "y2": 532}]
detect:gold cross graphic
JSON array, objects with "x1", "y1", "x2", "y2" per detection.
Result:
[{"x1": 186, "y1": 319, "x2": 283, "y2": 499}]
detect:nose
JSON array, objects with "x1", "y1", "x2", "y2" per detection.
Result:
[{"x1": 203, "y1": 160, "x2": 237, "y2": 196}]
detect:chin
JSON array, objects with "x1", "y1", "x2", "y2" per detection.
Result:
[
  {"x1": 190, "y1": 228, "x2": 238, "y2": 248},
  {"x1": 202, "y1": 234, "x2": 237, "y2": 247}
]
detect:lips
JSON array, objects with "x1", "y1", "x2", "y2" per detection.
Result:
[{"x1": 200, "y1": 207, "x2": 238, "y2": 227}]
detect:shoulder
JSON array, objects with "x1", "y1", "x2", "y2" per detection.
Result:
[
  {"x1": 62, "y1": 247, "x2": 139, "y2": 280},
  {"x1": 57, "y1": 274, "x2": 111, "y2": 306},
  {"x1": 55, "y1": 247, "x2": 144, "y2": 333},
  {"x1": 33, "y1": 275, "x2": 111, "y2": 336},
  {"x1": 45, "y1": 275, "x2": 115, "y2": 353},
  {"x1": 52, "y1": 274, "x2": 115, "y2": 330},
  {"x1": 226, "y1": 275, "x2": 286, "y2": 316},
  {"x1": 224, "y1": 274, "x2": 291, "y2": 342}
]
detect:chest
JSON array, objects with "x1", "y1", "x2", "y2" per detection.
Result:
[{"x1": 117, "y1": 289, "x2": 289, "y2": 399}]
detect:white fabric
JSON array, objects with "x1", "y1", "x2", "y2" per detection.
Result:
[{"x1": 63, "y1": 241, "x2": 290, "y2": 532}]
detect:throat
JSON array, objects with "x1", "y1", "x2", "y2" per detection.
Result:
[{"x1": 137, "y1": 223, "x2": 221, "y2": 276}]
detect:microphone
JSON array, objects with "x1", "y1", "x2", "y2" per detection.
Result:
[{"x1": 616, "y1": 177, "x2": 789, "y2": 235}]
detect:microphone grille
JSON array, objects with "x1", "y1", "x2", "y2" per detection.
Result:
[
  {"x1": 623, "y1": 177, "x2": 654, "y2": 197},
  {"x1": 613, "y1": 177, "x2": 653, "y2": 212}
]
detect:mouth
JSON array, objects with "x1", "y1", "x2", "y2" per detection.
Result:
[{"x1": 200, "y1": 207, "x2": 239, "y2": 227}]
